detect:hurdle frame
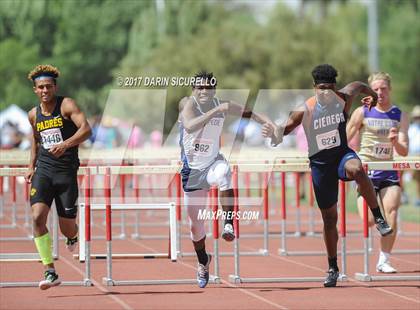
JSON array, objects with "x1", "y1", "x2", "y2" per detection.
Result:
[
  {"x1": 0, "y1": 172, "x2": 17, "y2": 228},
  {"x1": 0, "y1": 168, "x2": 59, "y2": 261},
  {"x1": 0, "y1": 170, "x2": 93, "y2": 288},
  {"x1": 96, "y1": 167, "x2": 220, "y2": 286},
  {"x1": 229, "y1": 163, "x2": 349, "y2": 284},
  {"x1": 355, "y1": 161, "x2": 420, "y2": 282}
]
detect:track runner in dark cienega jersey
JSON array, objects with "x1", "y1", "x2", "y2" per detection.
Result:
[{"x1": 262, "y1": 64, "x2": 392, "y2": 288}]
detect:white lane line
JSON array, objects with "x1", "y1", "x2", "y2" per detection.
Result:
[
  {"x1": 175, "y1": 259, "x2": 288, "y2": 310},
  {"x1": 8, "y1": 216, "x2": 133, "y2": 310},
  {"x1": 60, "y1": 255, "x2": 133, "y2": 310},
  {"x1": 391, "y1": 255, "x2": 420, "y2": 266},
  {"x1": 374, "y1": 286, "x2": 420, "y2": 304},
  {"x1": 126, "y1": 238, "x2": 288, "y2": 310},
  {"x1": 242, "y1": 243, "x2": 420, "y2": 305}
]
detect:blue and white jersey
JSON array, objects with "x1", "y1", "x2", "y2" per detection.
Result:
[{"x1": 179, "y1": 96, "x2": 225, "y2": 170}]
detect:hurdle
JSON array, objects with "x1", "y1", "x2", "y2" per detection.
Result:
[
  {"x1": 93, "y1": 163, "x2": 178, "y2": 241},
  {"x1": 355, "y1": 161, "x2": 420, "y2": 282},
  {"x1": 229, "y1": 162, "x2": 349, "y2": 284},
  {"x1": 0, "y1": 171, "x2": 3, "y2": 217},
  {"x1": 226, "y1": 159, "x2": 274, "y2": 256},
  {"x1": 0, "y1": 171, "x2": 33, "y2": 241},
  {"x1": 0, "y1": 169, "x2": 93, "y2": 287},
  {"x1": 118, "y1": 170, "x2": 127, "y2": 239},
  {"x1": 130, "y1": 172, "x2": 182, "y2": 240},
  {"x1": 0, "y1": 167, "x2": 55, "y2": 260},
  {"x1": 0, "y1": 171, "x2": 17, "y2": 228},
  {"x1": 0, "y1": 167, "x2": 49, "y2": 241},
  {"x1": 396, "y1": 170, "x2": 420, "y2": 237},
  {"x1": 92, "y1": 167, "x2": 219, "y2": 286},
  {"x1": 0, "y1": 206, "x2": 59, "y2": 262},
  {"x1": 277, "y1": 160, "x2": 420, "y2": 257},
  {"x1": 256, "y1": 165, "x2": 322, "y2": 240},
  {"x1": 306, "y1": 173, "x2": 317, "y2": 236},
  {"x1": 77, "y1": 166, "x2": 177, "y2": 260},
  {"x1": 365, "y1": 161, "x2": 420, "y2": 255},
  {"x1": 277, "y1": 167, "x2": 363, "y2": 257},
  {"x1": 355, "y1": 197, "x2": 420, "y2": 282}
]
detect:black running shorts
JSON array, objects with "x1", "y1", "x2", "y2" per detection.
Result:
[{"x1": 30, "y1": 166, "x2": 78, "y2": 219}]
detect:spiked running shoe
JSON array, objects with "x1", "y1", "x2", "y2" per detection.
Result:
[
  {"x1": 66, "y1": 236, "x2": 78, "y2": 252},
  {"x1": 39, "y1": 270, "x2": 61, "y2": 290},
  {"x1": 376, "y1": 261, "x2": 397, "y2": 273},
  {"x1": 221, "y1": 223, "x2": 235, "y2": 242},
  {"x1": 375, "y1": 218, "x2": 393, "y2": 237},
  {"x1": 197, "y1": 254, "x2": 212, "y2": 288},
  {"x1": 323, "y1": 268, "x2": 339, "y2": 287}
]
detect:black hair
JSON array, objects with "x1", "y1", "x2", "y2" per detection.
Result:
[
  {"x1": 193, "y1": 70, "x2": 217, "y2": 88},
  {"x1": 311, "y1": 64, "x2": 337, "y2": 85},
  {"x1": 28, "y1": 64, "x2": 60, "y2": 85}
]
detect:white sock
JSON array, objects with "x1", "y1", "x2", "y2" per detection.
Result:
[{"x1": 378, "y1": 251, "x2": 390, "y2": 265}]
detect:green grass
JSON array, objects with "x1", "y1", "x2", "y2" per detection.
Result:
[{"x1": 399, "y1": 181, "x2": 420, "y2": 223}]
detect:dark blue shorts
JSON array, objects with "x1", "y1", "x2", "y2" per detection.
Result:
[{"x1": 310, "y1": 148, "x2": 360, "y2": 209}]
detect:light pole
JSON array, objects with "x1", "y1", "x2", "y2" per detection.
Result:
[{"x1": 368, "y1": 0, "x2": 379, "y2": 71}]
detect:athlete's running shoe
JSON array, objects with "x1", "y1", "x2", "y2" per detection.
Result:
[
  {"x1": 323, "y1": 268, "x2": 339, "y2": 287},
  {"x1": 376, "y1": 261, "x2": 397, "y2": 273},
  {"x1": 197, "y1": 254, "x2": 212, "y2": 288},
  {"x1": 375, "y1": 218, "x2": 393, "y2": 237},
  {"x1": 39, "y1": 270, "x2": 61, "y2": 290},
  {"x1": 221, "y1": 223, "x2": 235, "y2": 242},
  {"x1": 66, "y1": 236, "x2": 78, "y2": 252}
]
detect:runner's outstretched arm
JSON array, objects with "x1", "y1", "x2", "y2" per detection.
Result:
[
  {"x1": 340, "y1": 81, "x2": 378, "y2": 113},
  {"x1": 224, "y1": 100, "x2": 275, "y2": 125},
  {"x1": 262, "y1": 107, "x2": 305, "y2": 145}
]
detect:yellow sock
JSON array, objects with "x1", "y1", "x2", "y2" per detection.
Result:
[{"x1": 34, "y1": 233, "x2": 53, "y2": 265}]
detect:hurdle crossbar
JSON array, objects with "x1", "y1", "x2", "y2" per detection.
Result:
[
  {"x1": 78, "y1": 203, "x2": 178, "y2": 261},
  {"x1": 0, "y1": 175, "x2": 93, "y2": 287}
]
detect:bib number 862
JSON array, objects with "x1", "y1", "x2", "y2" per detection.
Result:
[{"x1": 194, "y1": 143, "x2": 209, "y2": 153}]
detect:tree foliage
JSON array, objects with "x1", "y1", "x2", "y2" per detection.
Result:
[{"x1": 1, "y1": 0, "x2": 418, "y2": 123}]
